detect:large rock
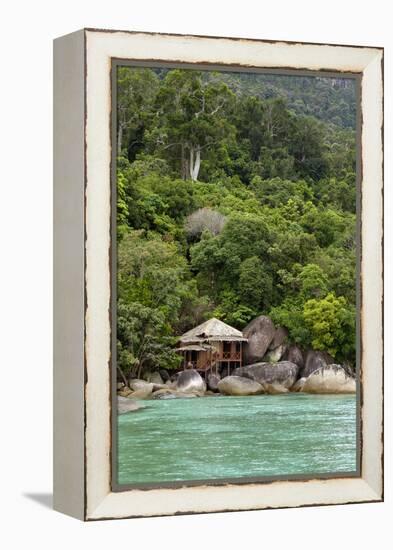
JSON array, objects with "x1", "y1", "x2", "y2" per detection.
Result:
[
  {"x1": 159, "y1": 369, "x2": 170, "y2": 383},
  {"x1": 283, "y1": 345, "x2": 304, "y2": 369},
  {"x1": 145, "y1": 371, "x2": 164, "y2": 385},
  {"x1": 264, "y1": 344, "x2": 287, "y2": 363},
  {"x1": 242, "y1": 315, "x2": 276, "y2": 365},
  {"x1": 217, "y1": 376, "x2": 264, "y2": 396},
  {"x1": 150, "y1": 383, "x2": 168, "y2": 391},
  {"x1": 342, "y1": 361, "x2": 356, "y2": 378},
  {"x1": 291, "y1": 377, "x2": 307, "y2": 392},
  {"x1": 118, "y1": 387, "x2": 133, "y2": 397},
  {"x1": 302, "y1": 365, "x2": 356, "y2": 394},
  {"x1": 130, "y1": 387, "x2": 153, "y2": 400},
  {"x1": 129, "y1": 379, "x2": 154, "y2": 392},
  {"x1": 117, "y1": 396, "x2": 144, "y2": 414},
  {"x1": 151, "y1": 388, "x2": 199, "y2": 399},
  {"x1": 151, "y1": 388, "x2": 176, "y2": 399},
  {"x1": 233, "y1": 361, "x2": 299, "y2": 389},
  {"x1": 154, "y1": 393, "x2": 177, "y2": 400},
  {"x1": 176, "y1": 369, "x2": 206, "y2": 394},
  {"x1": 219, "y1": 363, "x2": 234, "y2": 377},
  {"x1": 269, "y1": 326, "x2": 289, "y2": 350},
  {"x1": 301, "y1": 350, "x2": 334, "y2": 378},
  {"x1": 173, "y1": 392, "x2": 198, "y2": 399},
  {"x1": 263, "y1": 383, "x2": 290, "y2": 394},
  {"x1": 207, "y1": 372, "x2": 221, "y2": 392}
]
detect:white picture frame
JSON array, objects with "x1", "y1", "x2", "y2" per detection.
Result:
[{"x1": 53, "y1": 28, "x2": 383, "y2": 521}]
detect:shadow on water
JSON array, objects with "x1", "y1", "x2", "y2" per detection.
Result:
[{"x1": 23, "y1": 493, "x2": 53, "y2": 509}]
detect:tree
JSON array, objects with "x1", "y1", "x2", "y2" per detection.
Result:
[
  {"x1": 300, "y1": 203, "x2": 349, "y2": 247},
  {"x1": 117, "y1": 230, "x2": 202, "y2": 376},
  {"x1": 313, "y1": 175, "x2": 356, "y2": 213},
  {"x1": 185, "y1": 208, "x2": 227, "y2": 238},
  {"x1": 117, "y1": 170, "x2": 129, "y2": 239},
  {"x1": 116, "y1": 157, "x2": 195, "y2": 239},
  {"x1": 269, "y1": 297, "x2": 311, "y2": 347},
  {"x1": 233, "y1": 95, "x2": 267, "y2": 161},
  {"x1": 238, "y1": 256, "x2": 273, "y2": 310},
  {"x1": 219, "y1": 213, "x2": 273, "y2": 266},
  {"x1": 289, "y1": 116, "x2": 329, "y2": 180},
  {"x1": 298, "y1": 263, "x2": 329, "y2": 299},
  {"x1": 251, "y1": 176, "x2": 314, "y2": 208},
  {"x1": 118, "y1": 230, "x2": 194, "y2": 317},
  {"x1": 149, "y1": 70, "x2": 235, "y2": 181},
  {"x1": 117, "y1": 67, "x2": 159, "y2": 158},
  {"x1": 190, "y1": 230, "x2": 225, "y2": 296},
  {"x1": 190, "y1": 213, "x2": 273, "y2": 299},
  {"x1": 117, "y1": 301, "x2": 181, "y2": 379},
  {"x1": 303, "y1": 292, "x2": 355, "y2": 360},
  {"x1": 213, "y1": 290, "x2": 257, "y2": 328}
]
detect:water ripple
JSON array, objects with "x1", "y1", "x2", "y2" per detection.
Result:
[{"x1": 117, "y1": 394, "x2": 357, "y2": 484}]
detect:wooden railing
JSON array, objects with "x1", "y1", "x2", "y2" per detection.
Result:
[
  {"x1": 221, "y1": 351, "x2": 241, "y2": 360},
  {"x1": 183, "y1": 353, "x2": 242, "y2": 371}
]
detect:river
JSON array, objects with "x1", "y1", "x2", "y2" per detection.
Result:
[{"x1": 117, "y1": 393, "x2": 357, "y2": 485}]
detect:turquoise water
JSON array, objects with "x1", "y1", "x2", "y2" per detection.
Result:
[{"x1": 117, "y1": 393, "x2": 357, "y2": 485}]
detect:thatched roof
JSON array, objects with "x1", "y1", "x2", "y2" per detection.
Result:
[
  {"x1": 179, "y1": 318, "x2": 247, "y2": 344},
  {"x1": 176, "y1": 344, "x2": 213, "y2": 352}
]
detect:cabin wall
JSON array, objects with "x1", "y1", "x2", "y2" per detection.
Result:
[
  {"x1": 215, "y1": 341, "x2": 242, "y2": 363},
  {"x1": 196, "y1": 350, "x2": 208, "y2": 370},
  {"x1": 179, "y1": 340, "x2": 244, "y2": 372},
  {"x1": 210, "y1": 341, "x2": 221, "y2": 357}
]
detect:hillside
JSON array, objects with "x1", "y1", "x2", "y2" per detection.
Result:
[
  {"x1": 116, "y1": 66, "x2": 357, "y2": 380},
  {"x1": 208, "y1": 72, "x2": 356, "y2": 129}
]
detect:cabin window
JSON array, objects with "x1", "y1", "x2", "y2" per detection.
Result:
[
  {"x1": 223, "y1": 342, "x2": 231, "y2": 353},
  {"x1": 235, "y1": 342, "x2": 241, "y2": 353},
  {"x1": 191, "y1": 350, "x2": 198, "y2": 362}
]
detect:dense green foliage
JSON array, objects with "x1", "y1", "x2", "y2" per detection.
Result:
[
  {"x1": 116, "y1": 67, "x2": 357, "y2": 377},
  {"x1": 210, "y1": 72, "x2": 357, "y2": 129}
]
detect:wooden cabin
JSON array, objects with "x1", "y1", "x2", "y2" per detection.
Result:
[{"x1": 177, "y1": 318, "x2": 248, "y2": 377}]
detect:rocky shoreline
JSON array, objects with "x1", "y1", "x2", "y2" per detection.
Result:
[
  {"x1": 117, "y1": 315, "x2": 356, "y2": 414},
  {"x1": 117, "y1": 362, "x2": 356, "y2": 414}
]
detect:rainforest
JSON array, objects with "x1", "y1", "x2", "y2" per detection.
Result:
[{"x1": 116, "y1": 66, "x2": 357, "y2": 381}]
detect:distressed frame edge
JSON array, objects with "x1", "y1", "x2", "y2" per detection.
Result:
[
  {"x1": 88, "y1": 479, "x2": 382, "y2": 521},
  {"x1": 81, "y1": 29, "x2": 383, "y2": 521},
  {"x1": 83, "y1": 26, "x2": 384, "y2": 52}
]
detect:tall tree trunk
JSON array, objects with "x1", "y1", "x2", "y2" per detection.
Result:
[
  {"x1": 181, "y1": 144, "x2": 187, "y2": 180},
  {"x1": 117, "y1": 365, "x2": 128, "y2": 386},
  {"x1": 189, "y1": 147, "x2": 194, "y2": 179},
  {"x1": 190, "y1": 146, "x2": 201, "y2": 181},
  {"x1": 136, "y1": 361, "x2": 142, "y2": 380},
  {"x1": 117, "y1": 124, "x2": 123, "y2": 155}
]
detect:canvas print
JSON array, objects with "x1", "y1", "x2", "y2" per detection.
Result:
[{"x1": 114, "y1": 65, "x2": 358, "y2": 486}]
